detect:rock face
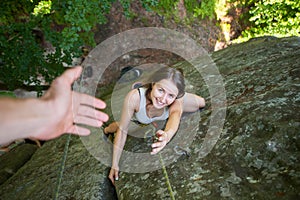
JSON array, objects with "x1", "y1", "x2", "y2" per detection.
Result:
[
  {"x1": 0, "y1": 36, "x2": 299, "y2": 199},
  {"x1": 0, "y1": 136, "x2": 117, "y2": 200},
  {"x1": 0, "y1": 144, "x2": 37, "y2": 185},
  {"x1": 114, "y1": 36, "x2": 300, "y2": 199}
]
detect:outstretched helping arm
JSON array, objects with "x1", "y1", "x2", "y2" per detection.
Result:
[{"x1": 0, "y1": 67, "x2": 109, "y2": 145}]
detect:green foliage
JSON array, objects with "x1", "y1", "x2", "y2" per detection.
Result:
[
  {"x1": 32, "y1": 0, "x2": 52, "y2": 16},
  {"x1": 193, "y1": 0, "x2": 216, "y2": 19},
  {"x1": 0, "y1": 17, "x2": 57, "y2": 90},
  {"x1": 237, "y1": 0, "x2": 300, "y2": 40},
  {"x1": 150, "y1": 0, "x2": 217, "y2": 20},
  {"x1": 139, "y1": 0, "x2": 159, "y2": 11},
  {"x1": 0, "y1": 91, "x2": 16, "y2": 98},
  {"x1": 1, "y1": 0, "x2": 298, "y2": 94},
  {"x1": 118, "y1": 0, "x2": 159, "y2": 18},
  {"x1": 0, "y1": 0, "x2": 115, "y2": 93},
  {"x1": 120, "y1": 0, "x2": 133, "y2": 18},
  {"x1": 0, "y1": 0, "x2": 170, "y2": 93}
]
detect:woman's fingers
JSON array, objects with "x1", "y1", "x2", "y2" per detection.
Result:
[
  {"x1": 151, "y1": 140, "x2": 165, "y2": 148},
  {"x1": 151, "y1": 141, "x2": 167, "y2": 155},
  {"x1": 151, "y1": 130, "x2": 168, "y2": 154},
  {"x1": 114, "y1": 171, "x2": 119, "y2": 181},
  {"x1": 156, "y1": 130, "x2": 168, "y2": 142},
  {"x1": 108, "y1": 174, "x2": 115, "y2": 185},
  {"x1": 109, "y1": 169, "x2": 119, "y2": 185},
  {"x1": 151, "y1": 144, "x2": 164, "y2": 155}
]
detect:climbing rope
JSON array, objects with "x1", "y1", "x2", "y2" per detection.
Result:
[
  {"x1": 159, "y1": 153, "x2": 175, "y2": 200},
  {"x1": 52, "y1": 126, "x2": 175, "y2": 199},
  {"x1": 53, "y1": 134, "x2": 71, "y2": 200}
]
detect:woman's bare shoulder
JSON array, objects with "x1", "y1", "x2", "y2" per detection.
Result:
[
  {"x1": 169, "y1": 98, "x2": 183, "y2": 113},
  {"x1": 126, "y1": 89, "x2": 140, "y2": 100},
  {"x1": 124, "y1": 89, "x2": 140, "y2": 110}
]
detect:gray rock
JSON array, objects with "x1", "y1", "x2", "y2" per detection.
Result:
[
  {"x1": 0, "y1": 136, "x2": 117, "y2": 200},
  {"x1": 115, "y1": 37, "x2": 300, "y2": 199},
  {"x1": 0, "y1": 144, "x2": 37, "y2": 185},
  {"x1": 0, "y1": 36, "x2": 299, "y2": 200}
]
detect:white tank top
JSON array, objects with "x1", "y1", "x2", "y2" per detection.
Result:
[{"x1": 134, "y1": 87, "x2": 169, "y2": 124}]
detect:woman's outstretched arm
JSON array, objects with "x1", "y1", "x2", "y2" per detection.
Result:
[
  {"x1": 109, "y1": 89, "x2": 138, "y2": 185},
  {"x1": 151, "y1": 99, "x2": 183, "y2": 155}
]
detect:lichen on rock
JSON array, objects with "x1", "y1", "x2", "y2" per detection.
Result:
[
  {"x1": 0, "y1": 36, "x2": 299, "y2": 200},
  {"x1": 115, "y1": 37, "x2": 300, "y2": 199}
]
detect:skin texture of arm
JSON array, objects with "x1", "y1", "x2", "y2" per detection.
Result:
[
  {"x1": 151, "y1": 92, "x2": 206, "y2": 154},
  {"x1": 0, "y1": 67, "x2": 109, "y2": 145},
  {"x1": 109, "y1": 89, "x2": 138, "y2": 185},
  {"x1": 151, "y1": 98, "x2": 183, "y2": 154}
]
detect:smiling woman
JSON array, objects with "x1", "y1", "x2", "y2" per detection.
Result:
[{"x1": 105, "y1": 67, "x2": 205, "y2": 185}]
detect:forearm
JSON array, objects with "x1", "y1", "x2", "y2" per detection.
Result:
[
  {"x1": 112, "y1": 129, "x2": 128, "y2": 168},
  {"x1": 164, "y1": 111, "x2": 182, "y2": 143},
  {"x1": 0, "y1": 98, "x2": 49, "y2": 145}
]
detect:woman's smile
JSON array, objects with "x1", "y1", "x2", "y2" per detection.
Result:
[
  {"x1": 155, "y1": 97, "x2": 166, "y2": 106},
  {"x1": 151, "y1": 79, "x2": 178, "y2": 109}
]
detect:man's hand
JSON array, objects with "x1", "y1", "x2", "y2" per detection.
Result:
[
  {"x1": 0, "y1": 66, "x2": 109, "y2": 145},
  {"x1": 34, "y1": 66, "x2": 109, "y2": 140}
]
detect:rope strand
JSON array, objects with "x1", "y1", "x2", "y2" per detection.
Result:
[
  {"x1": 159, "y1": 153, "x2": 175, "y2": 200},
  {"x1": 53, "y1": 134, "x2": 71, "y2": 200}
]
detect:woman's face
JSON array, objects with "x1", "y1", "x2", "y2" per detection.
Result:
[{"x1": 151, "y1": 79, "x2": 179, "y2": 109}]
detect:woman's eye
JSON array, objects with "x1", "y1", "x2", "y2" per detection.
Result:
[
  {"x1": 158, "y1": 88, "x2": 164, "y2": 92},
  {"x1": 169, "y1": 94, "x2": 174, "y2": 99}
]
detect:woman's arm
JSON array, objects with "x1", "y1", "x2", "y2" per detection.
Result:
[
  {"x1": 151, "y1": 99, "x2": 183, "y2": 154},
  {"x1": 109, "y1": 89, "x2": 138, "y2": 184}
]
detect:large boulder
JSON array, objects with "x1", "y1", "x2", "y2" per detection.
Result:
[
  {"x1": 0, "y1": 36, "x2": 299, "y2": 199},
  {"x1": 0, "y1": 135, "x2": 117, "y2": 200},
  {"x1": 0, "y1": 143, "x2": 38, "y2": 185},
  {"x1": 115, "y1": 36, "x2": 300, "y2": 199}
]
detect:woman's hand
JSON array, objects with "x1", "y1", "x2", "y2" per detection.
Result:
[
  {"x1": 151, "y1": 130, "x2": 169, "y2": 155},
  {"x1": 109, "y1": 167, "x2": 119, "y2": 185}
]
